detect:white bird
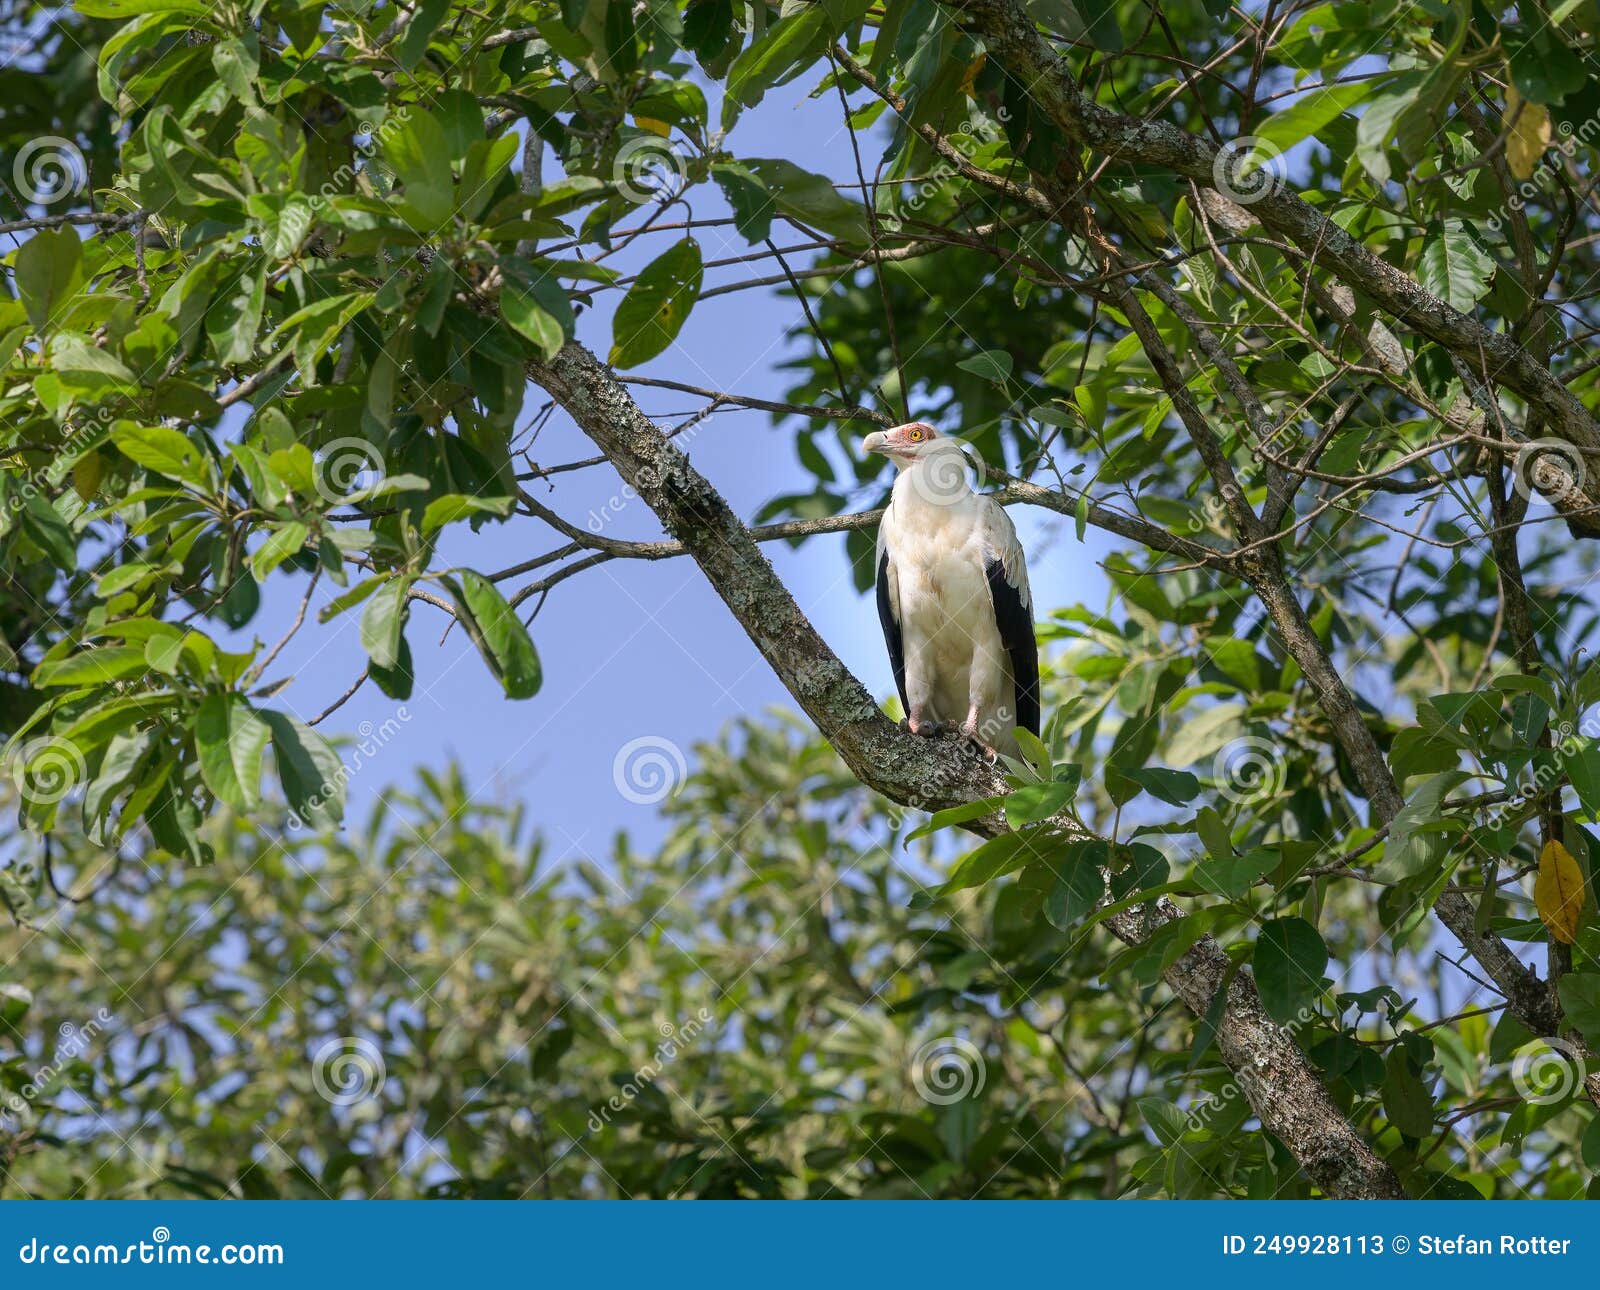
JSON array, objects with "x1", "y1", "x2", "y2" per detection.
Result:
[{"x1": 863, "y1": 421, "x2": 1038, "y2": 760}]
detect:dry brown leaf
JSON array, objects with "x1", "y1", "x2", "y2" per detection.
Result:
[
  {"x1": 959, "y1": 55, "x2": 986, "y2": 98},
  {"x1": 1505, "y1": 87, "x2": 1551, "y2": 181},
  {"x1": 1535, "y1": 838, "x2": 1585, "y2": 945}
]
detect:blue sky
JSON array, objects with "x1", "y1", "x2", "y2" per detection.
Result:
[{"x1": 237, "y1": 78, "x2": 1114, "y2": 860}]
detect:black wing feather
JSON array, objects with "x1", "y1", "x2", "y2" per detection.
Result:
[
  {"x1": 875, "y1": 549, "x2": 908, "y2": 714},
  {"x1": 985, "y1": 557, "x2": 1039, "y2": 738}
]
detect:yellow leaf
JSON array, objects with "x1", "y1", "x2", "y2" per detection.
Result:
[
  {"x1": 959, "y1": 55, "x2": 986, "y2": 98},
  {"x1": 1535, "y1": 838, "x2": 1585, "y2": 945},
  {"x1": 72, "y1": 451, "x2": 104, "y2": 502},
  {"x1": 1505, "y1": 87, "x2": 1551, "y2": 181},
  {"x1": 632, "y1": 116, "x2": 671, "y2": 138}
]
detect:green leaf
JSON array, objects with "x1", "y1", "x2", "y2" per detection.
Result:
[
  {"x1": 1123, "y1": 766, "x2": 1201, "y2": 806},
  {"x1": 711, "y1": 162, "x2": 776, "y2": 243},
  {"x1": 1565, "y1": 744, "x2": 1600, "y2": 816},
  {"x1": 937, "y1": 829, "x2": 1041, "y2": 895},
  {"x1": 19, "y1": 493, "x2": 76, "y2": 567},
  {"x1": 1381, "y1": 1051, "x2": 1435, "y2": 1138},
  {"x1": 609, "y1": 239, "x2": 703, "y2": 368},
  {"x1": 502, "y1": 262, "x2": 575, "y2": 361},
  {"x1": 1253, "y1": 916, "x2": 1327, "y2": 1024},
  {"x1": 251, "y1": 522, "x2": 308, "y2": 579},
  {"x1": 421, "y1": 494, "x2": 515, "y2": 534},
  {"x1": 1043, "y1": 841, "x2": 1105, "y2": 928},
  {"x1": 1250, "y1": 81, "x2": 1371, "y2": 158},
  {"x1": 1510, "y1": 31, "x2": 1588, "y2": 105},
  {"x1": 1003, "y1": 781, "x2": 1073, "y2": 827},
  {"x1": 263, "y1": 711, "x2": 345, "y2": 828},
  {"x1": 956, "y1": 350, "x2": 1013, "y2": 383},
  {"x1": 112, "y1": 423, "x2": 212, "y2": 488},
  {"x1": 360, "y1": 577, "x2": 410, "y2": 672},
  {"x1": 33, "y1": 646, "x2": 148, "y2": 687},
  {"x1": 384, "y1": 108, "x2": 456, "y2": 228},
  {"x1": 742, "y1": 158, "x2": 868, "y2": 243},
  {"x1": 451, "y1": 571, "x2": 542, "y2": 699},
  {"x1": 1416, "y1": 221, "x2": 1495, "y2": 312},
  {"x1": 1559, "y1": 973, "x2": 1600, "y2": 1043},
  {"x1": 904, "y1": 795, "x2": 1006, "y2": 841},
  {"x1": 1374, "y1": 769, "x2": 1469, "y2": 883},
  {"x1": 13, "y1": 227, "x2": 85, "y2": 332},
  {"x1": 724, "y1": 6, "x2": 828, "y2": 121},
  {"x1": 1192, "y1": 846, "x2": 1280, "y2": 900},
  {"x1": 397, "y1": 0, "x2": 451, "y2": 70},
  {"x1": 1354, "y1": 71, "x2": 1425, "y2": 184},
  {"x1": 195, "y1": 694, "x2": 271, "y2": 810},
  {"x1": 1194, "y1": 806, "x2": 1233, "y2": 861}
]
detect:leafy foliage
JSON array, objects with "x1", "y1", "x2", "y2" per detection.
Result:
[{"x1": 4, "y1": 0, "x2": 1600, "y2": 1199}]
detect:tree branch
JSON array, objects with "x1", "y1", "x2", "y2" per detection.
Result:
[{"x1": 526, "y1": 339, "x2": 1405, "y2": 1200}]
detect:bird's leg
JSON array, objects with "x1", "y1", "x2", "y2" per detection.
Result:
[{"x1": 903, "y1": 643, "x2": 941, "y2": 736}]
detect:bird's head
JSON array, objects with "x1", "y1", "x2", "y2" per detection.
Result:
[{"x1": 862, "y1": 421, "x2": 949, "y2": 466}]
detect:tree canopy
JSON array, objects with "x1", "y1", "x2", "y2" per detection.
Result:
[{"x1": 5, "y1": 0, "x2": 1600, "y2": 1198}]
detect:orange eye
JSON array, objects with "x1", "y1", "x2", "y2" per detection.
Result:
[{"x1": 908, "y1": 427, "x2": 924, "y2": 442}]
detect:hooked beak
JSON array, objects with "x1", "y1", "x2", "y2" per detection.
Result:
[{"x1": 862, "y1": 430, "x2": 890, "y2": 455}]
